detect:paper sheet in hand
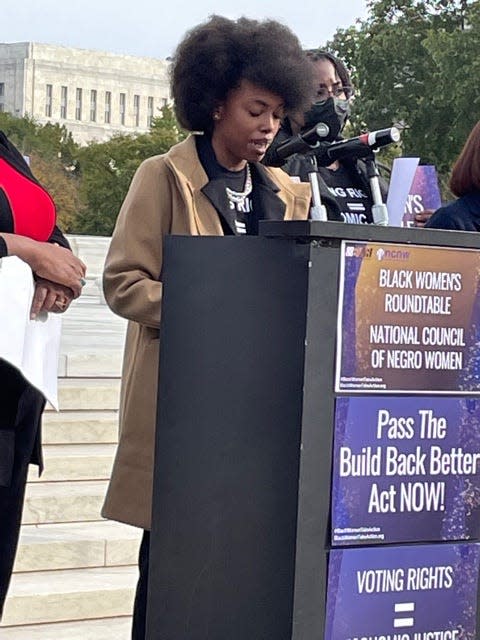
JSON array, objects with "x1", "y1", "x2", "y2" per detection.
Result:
[
  {"x1": 386, "y1": 157, "x2": 419, "y2": 226},
  {"x1": 0, "y1": 256, "x2": 61, "y2": 408}
]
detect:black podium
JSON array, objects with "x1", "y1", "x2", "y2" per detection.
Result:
[{"x1": 146, "y1": 221, "x2": 480, "y2": 640}]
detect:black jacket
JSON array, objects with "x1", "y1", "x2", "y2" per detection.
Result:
[
  {"x1": 425, "y1": 191, "x2": 480, "y2": 231},
  {"x1": 0, "y1": 131, "x2": 71, "y2": 474}
]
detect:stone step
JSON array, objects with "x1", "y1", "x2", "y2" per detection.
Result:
[
  {"x1": 0, "y1": 566, "x2": 138, "y2": 627},
  {"x1": 58, "y1": 350, "x2": 123, "y2": 378},
  {"x1": 14, "y1": 521, "x2": 141, "y2": 573},
  {"x1": 66, "y1": 235, "x2": 111, "y2": 275},
  {"x1": 42, "y1": 410, "x2": 119, "y2": 445},
  {"x1": 0, "y1": 616, "x2": 132, "y2": 639},
  {"x1": 49, "y1": 378, "x2": 121, "y2": 411},
  {"x1": 22, "y1": 480, "x2": 108, "y2": 525},
  {"x1": 27, "y1": 444, "x2": 116, "y2": 482},
  {"x1": 59, "y1": 296, "x2": 126, "y2": 357}
]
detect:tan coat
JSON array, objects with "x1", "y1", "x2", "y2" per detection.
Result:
[{"x1": 101, "y1": 135, "x2": 310, "y2": 529}]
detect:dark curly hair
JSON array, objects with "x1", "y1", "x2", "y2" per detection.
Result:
[
  {"x1": 171, "y1": 15, "x2": 314, "y2": 134},
  {"x1": 450, "y1": 120, "x2": 480, "y2": 197},
  {"x1": 305, "y1": 49, "x2": 354, "y2": 100}
]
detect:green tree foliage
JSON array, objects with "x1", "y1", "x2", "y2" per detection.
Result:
[
  {"x1": 327, "y1": 0, "x2": 479, "y2": 184},
  {"x1": 422, "y1": 1, "x2": 480, "y2": 170},
  {"x1": 0, "y1": 112, "x2": 78, "y2": 165},
  {"x1": 73, "y1": 106, "x2": 186, "y2": 235},
  {"x1": 29, "y1": 151, "x2": 81, "y2": 232}
]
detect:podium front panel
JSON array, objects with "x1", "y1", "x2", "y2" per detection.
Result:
[{"x1": 147, "y1": 236, "x2": 310, "y2": 640}]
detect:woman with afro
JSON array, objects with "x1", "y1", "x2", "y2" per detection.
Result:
[{"x1": 101, "y1": 15, "x2": 314, "y2": 638}]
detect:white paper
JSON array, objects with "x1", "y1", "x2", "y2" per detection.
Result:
[
  {"x1": 0, "y1": 256, "x2": 61, "y2": 409},
  {"x1": 386, "y1": 157, "x2": 420, "y2": 227}
]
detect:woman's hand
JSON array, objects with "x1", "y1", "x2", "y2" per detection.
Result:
[
  {"x1": 413, "y1": 209, "x2": 434, "y2": 228},
  {"x1": 31, "y1": 278, "x2": 75, "y2": 319},
  {"x1": 29, "y1": 243, "x2": 86, "y2": 297},
  {"x1": 1, "y1": 234, "x2": 86, "y2": 297}
]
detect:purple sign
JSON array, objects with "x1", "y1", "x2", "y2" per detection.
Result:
[
  {"x1": 332, "y1": 397, "x2": 480, "y2": 546},
  {"x1": 402, "y1": 165, "x2": 442, "y2": 227},
  {"x1": 387, "y1": 159, "x2": 442, "y2": 227},
  {"x1": 335, "y1": 242, "x2": 480, "y2": 394},
  {"x1": 325, "y1": 543, "x2": 480, "y2": 640}
]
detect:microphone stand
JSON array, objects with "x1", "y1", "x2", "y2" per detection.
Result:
[
  {"x1": 272, "y1": 123, "x2": 396, "y2": 225},
  {"x1": 306, "y1": 149, "x2": 389, "y2": 226},
  {"x1": 308, "y1": 170, "x2": 328, "y2": 221},
  {"x1": 364, "y1": 152, "x2": 389, "y2": 226}
]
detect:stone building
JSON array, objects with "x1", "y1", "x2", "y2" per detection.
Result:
[{"x1": 0, "y1": 42, "x2": 170, "y2": 144}]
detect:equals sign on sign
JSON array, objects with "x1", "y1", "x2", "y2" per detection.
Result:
[{"x1": 394, "y1": 602, "x2": 415, "y2": 628}]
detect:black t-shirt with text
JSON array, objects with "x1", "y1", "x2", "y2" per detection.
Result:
[
  {"x1": 318, "y1": 163, "x2": 374, "y2": 225},
  {"x1": 196, "y1": 136, "x2": 254, "y2": 235}
]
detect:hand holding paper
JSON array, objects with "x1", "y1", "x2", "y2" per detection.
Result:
[{"x1": 0, "y1": 256, "x2": 62, "y2": 408}]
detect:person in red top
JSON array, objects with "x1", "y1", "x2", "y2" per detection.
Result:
[{"x1": 0, "y1": 130, "x2": 86, "y2": 617}]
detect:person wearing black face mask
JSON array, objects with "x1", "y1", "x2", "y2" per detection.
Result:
[
  {"x1": 302, "y1": 93, "x2": 350, "y2": 144},
  {"x1": 264, "y1": 50, "x2": 388, "y2": 225}
]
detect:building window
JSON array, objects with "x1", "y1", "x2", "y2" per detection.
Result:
[
  {"x1": 162, "y1": 97, "x2": 168, "y2": 107},
  {"x1": 75, "y1": 88, "x2": 82, "y2": 121},
  {"x1": 0, "y1": 83, "x2": 4, "y2": 97},
  {"x1": 104, "y1": 91, "x2": 111, "y2": 124},
  {"x1": 133, "y1": 94, "x2": 140, "y2": 127},
  {"x1": 45, "y1": 84, "x2": 53, "y2": 117},
  {"x1": 119, "y1": 92, "x2": 126, "y2": 125},
  {"x1": 147, "y1": 96, "x2": 154, "y2": 127},
  {"x1": 60, "y1": 86, "x2": 68, "y2": 119},
  {"x1": 90, "y1": 89, "x2": 97, "y2": 122}
]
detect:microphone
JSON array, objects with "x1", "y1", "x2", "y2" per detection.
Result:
[
  {"x1": 274, "y1": 122, "x2": 331, "y2": 161},
  {"x1": 316, "y1": 127, "x2": 401, "y2": 165}
]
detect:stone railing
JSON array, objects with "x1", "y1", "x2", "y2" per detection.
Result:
[{"x1": 66, "y1": 235, "x2": 111, "y2": 304}]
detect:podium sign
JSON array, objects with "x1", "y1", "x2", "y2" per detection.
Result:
[
  {"x1": 335, "y1": 241, "x2": 480, "y2": 394},
  {"x1": 331, "y1": 396, "x2": 480, "y2": 546},
  {"x1": 325, "y1": 543, "x2": 480, "y2": 640}
]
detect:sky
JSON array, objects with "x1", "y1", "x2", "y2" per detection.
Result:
[{"x1": 2, "y1": 1, "x2": 369, "y2": 59}]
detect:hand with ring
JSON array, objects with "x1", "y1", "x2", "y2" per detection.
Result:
[
  {"x1": 31, "y1": 278, "x2": 75, "y2": 319},
  {"x1": 56, "y1": 298, "x2": 68, "y2": 310}
]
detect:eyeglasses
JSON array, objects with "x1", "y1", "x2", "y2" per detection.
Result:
[{"x1": 316, "y1": 85, "x2": 352, "y2": 101}]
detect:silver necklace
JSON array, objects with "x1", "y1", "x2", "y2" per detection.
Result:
[{"x1": 225, "y1": 163, "x2": 252, "y2": 205}]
